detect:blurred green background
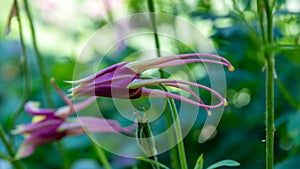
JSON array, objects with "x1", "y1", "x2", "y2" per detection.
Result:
[{"x1": 0, "y1": 0, "x2": 300, "y2": 169}]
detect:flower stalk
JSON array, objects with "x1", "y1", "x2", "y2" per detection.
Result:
[
  {"x1": 160, "y1": 85, "x2": 188, "y2": 169},
  {"x1": 257, "y1": 0, "x2": 275, "y2": 168},
  {"x1": 266, "y1": 52, "x2": 275, "y2": 169},
  {"x1": 92, "y1": 142, "x2": 112, "y2": 169},
  {"x1": 146, "y1": 1, "x2": 180, "y2": 167},
  {"x1": 264, "y1": 1, "x2": 275, "y2": 169},
  {"x1": 23, "y1": 0, "x2": 53, "y2": 107},
  {"x1": 136, "y1": 114, "x2": 159, "y2": 169},
  {"x1": 0, "y1": 125, "x2": 24, "y2": 169},
  {"x1": 8, "y1": 0, "x2": 31, "y2": 135},
  {"x1": 146, "y1": 0, "x2": 161, "y2": 58},
  {"x1": 0, "y1": 125, "x2": 15, "y2": 158}
]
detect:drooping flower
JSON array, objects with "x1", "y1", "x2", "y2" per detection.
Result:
[
  {"x1": 68, "y1": 53, "x2": 234, "y2": 113},
  {"x1": 13, "y1": 79, "x2": 133, "y2": 159}
]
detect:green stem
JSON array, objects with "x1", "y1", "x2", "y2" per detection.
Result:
[
  {"x1": 146, "y1": 0, "x2": 166, "y2": 79},
  {"x1": 147, "y1": 0, "x2": 161, "y2": 58},
  {"x1": 146, "y1": 1, "x2": 182, "y2": 168},
  {"x1": 23, "y1": 0, "x2": 53, "y2": 107},
  {"x1": 232, "y1": 0, "x2": 260, "y2": 43},
  {"x1": 11, "y1": 160, "x2": 25, "y2": 169},
  {"x1": 0, "y1": 152, "x2": 13, "y2": 162},
  {"x1": 266, "y1": 52, "x2": 275, "y2": 169},
  {"x1": 163, "y1": 105, "x2": 180, "y2": 169},
  {"x1": 0, "y1": 3, "x2": 29, "y2": 168},
  {"x1": 92, "y1": 142, "x2": 112, "y2": 169},
  {"x1": 0, "y1": 125, "x2": 14, "y2": 156},
  {"x1": 261, "y1": 1, "x2": 275, "y2": 169},
  {"x1": 0, "y1": 125, "x2": 25, "y2": 169},
  {"x1": 136, "y1": 115, "x2": 159, "y2": 169},
  {"x1": 264, "y1": 0, "x2": 273, "y2": 43},
  {"x1": 257, "y1": 0, "x2": 266, "y2": 44},
  {"x1": 160, "y1": 85, "x2": 188, "y2": 169},
  {"x1": 56, "y1": 141, "x2": 71, "y2": 169},
  {"x1": 9, "y1": 0, "x2": 31, "y2": 132}
]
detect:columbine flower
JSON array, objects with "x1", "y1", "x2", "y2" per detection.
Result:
[
  {"x1": 13, "y1": 79, "x2": 132, "y2": 159},
  {"x1": 68, "y1": 53, "x2": 234, "y2": 113}
]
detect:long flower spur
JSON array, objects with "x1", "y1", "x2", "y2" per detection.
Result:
[{"x1": 67, "y1": 53, "x2": 234, "y2": 114}]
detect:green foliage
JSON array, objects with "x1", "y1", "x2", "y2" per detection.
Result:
[
  {"x1": 136, "y1": 157, "x2": 170, "y2": 169},
  {"x1": 193, "y1": 154, "x2": 204, "y2": 169},
  {"x1": 206, "y1": 160, "x2": 240, "y2": 169},
  {"x1": 0, "y1": 0, "x2": 300, "y2": 169}
]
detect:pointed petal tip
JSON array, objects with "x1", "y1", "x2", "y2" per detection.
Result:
[
  {"x1": 15, "y1": 144, "x2": 34, "y2": 160},
  {"x1": 223, "y1": 99, "x2": 228, "y2": 106},
  {"x1": 15, "y1": 151, "x2": 26, "y2": 160},
  {"x1": 68, "y1": 94, "x2": 78, "y2": 101},
  {"x1": 11, "y1": 129, "x2": 21, "y2": 135},
  {"x1": 32, "y1": 115, "x2": 47, "y2": 123},
  {"x1": 67, "y1": 92, "x2": 74, "y2": 97},
  {"x1": 228, "y1": 65, "x2": 235, "y2": 72},
  {"x1": 11, "y1": 124, "x2": 27, "y2": 135},
  {"x1": 64, "y1": 80, "x2": 74, "y2": 84}
]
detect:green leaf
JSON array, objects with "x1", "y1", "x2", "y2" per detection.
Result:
[
  {"x1": 194, "y1": 154, "x2": 204, "y2": 169},
  {"x1": 136, "y1": 157, "x2": 170, "y2": 169},
  {"x1": 206, "y1": 160, "x2": 240, "y2": 169},
  {"x1": 264, "y1": 44, "x2": 300, "y2": 54}
]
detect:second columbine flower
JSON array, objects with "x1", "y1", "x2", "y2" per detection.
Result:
[{"x1": 68, "y1": 53, "x2": 234, "y2": 113}]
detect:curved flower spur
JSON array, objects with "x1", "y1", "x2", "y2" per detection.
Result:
[
  {"x1": 13, "y1": 79, "x2": 133, "y2": 159},
  {"x1": 67, "y1": 53, "x2": 234, "y2": 114}
]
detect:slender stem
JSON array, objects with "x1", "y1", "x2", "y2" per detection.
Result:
[
  {"x1": 23, "y1": 0, "x2": 53, "y2": 107},
  {"x1": 163, "y1": 105, "x2": 180, "y2": 169},
  {"x1": 146, "y1": 1, "x2": 182, "y2": 168},
  {"x1": 0, "y1": 2, "x2": 27, "y2": 168},
  {"x1": 9, "y1": 0, "x2": 31, "y2": 132},
  {"x1": 0, "y1": 125, "x2": 25, "y2": 169},
  {"x1": 160, "y1": 85, "x2": 188, "y2": 169},
  {"x1": 232, "y1": 0, "x2": 260, "y2": 43},
  {"x1": 0, "y1": 152, "x2": 13, "y2": 162},
  {"x1": 146, "y1": 0, "x2": 166, "y2": 78},
  {"x1": 92, "y1": 142, "x2": 112, "y2": 169},
  {"x1": 136, "y1": 116, "x2": 159, "y2": 169},
  {"x1": 147, "y1": 0, "x2": 161, "y2": 58},
  {"x1": 264, "y1": 0, "x2": 273, "y2": 43},
  {"x1": 56, "y1": 141, "x2": 71, "y2": 169},
  {"x1": 257, "y1": 0, "x2": 266, "y2": 44},
  {"x1": 0, "y1": 125, "x2": 14, "y2": 156},
  {"x1": 266, "y1": 53, "x2": 275, "y2": 169},
  {"x1": 261, "y1": 1, "x2": 275, "y2": 169},
  {"x1": 137, "y1": 157, "x2": 170, "y2": 169}
]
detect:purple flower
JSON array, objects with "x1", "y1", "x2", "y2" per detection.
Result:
[
  {"x1": 13, "y1": 80, "x2": 133, "y2": 159},
  {"x1": 68, "y1": 53, "x2": 234, "y2": 114}
]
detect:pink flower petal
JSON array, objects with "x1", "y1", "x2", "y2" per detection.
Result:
[
  {"x1": 164, "y1": 83, "x2": 211, "y2": 115},
  {"x1": 141, "y1": 88, "x2": 223, "y2": 109},
  {"x1": 127, "y1": 53, "x2": 234, "y2": 73},
  {"x1": 129, "y1": 78, "x2": 225, "y2": 107}
]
